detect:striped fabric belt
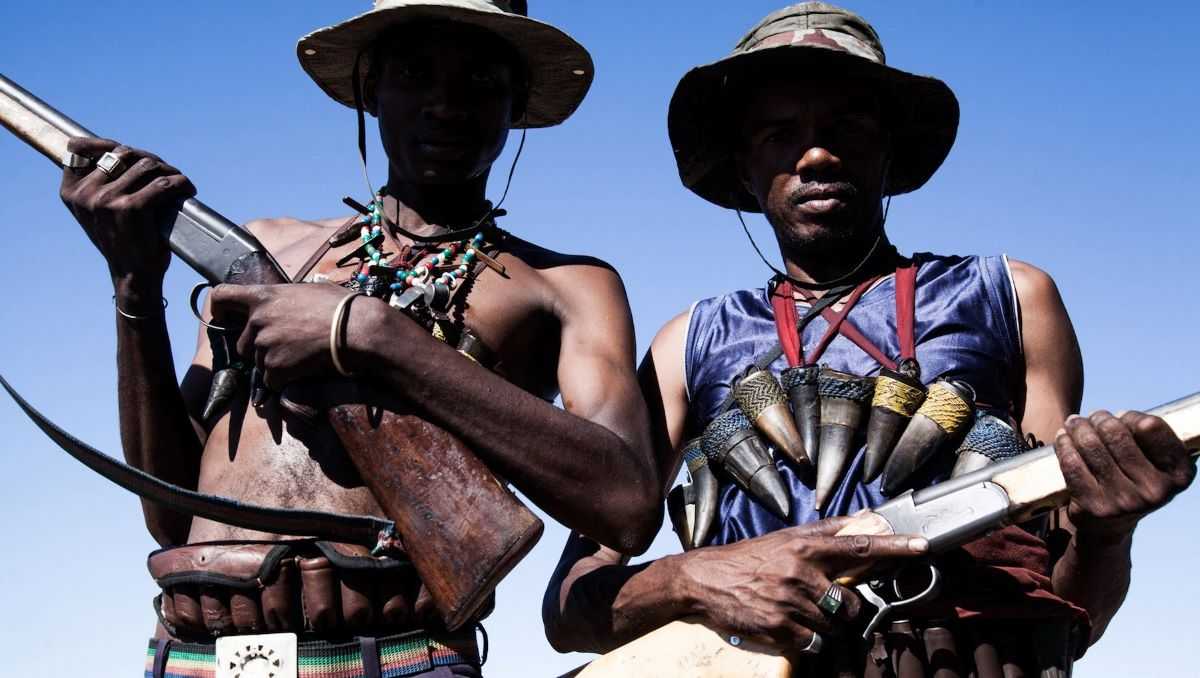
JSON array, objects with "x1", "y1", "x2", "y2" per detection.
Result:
[{"x1": 144, "y1": 628, "x2": 480, "y2": 678}]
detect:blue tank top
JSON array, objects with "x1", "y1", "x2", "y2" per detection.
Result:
[{"x1": 684, "y1": 253, "x2": 1022, "y2": 547}]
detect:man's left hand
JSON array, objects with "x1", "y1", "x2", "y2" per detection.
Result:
[
  {"x1": 1055, "y1": 410, "x2": 1195, "y2": 540},
  {"x1": 209, "y1": 283, "x2": 383, "y2": 390}
]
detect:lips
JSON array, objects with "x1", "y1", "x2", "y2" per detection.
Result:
[{"x1": 789, "y1": 183, "x2": 857, "y2": 214}]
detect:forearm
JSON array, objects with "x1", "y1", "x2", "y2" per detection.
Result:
[
  {"x1": 1051, "y1": 529, "x2": 1133, "y2": 644},
  {"x1": 114, "y1": 277, "x2": 205, "y2": 545},
  {"x1": 348, "y1": 302, "x2": 658, "y2": 552},
  {"x1": 545, "y1": 544, "x2": 692, "y2": 653}
]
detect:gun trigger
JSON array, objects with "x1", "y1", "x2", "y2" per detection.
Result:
[{"x1": 856, "y1": 563, "x2": 943, "y2": 640}]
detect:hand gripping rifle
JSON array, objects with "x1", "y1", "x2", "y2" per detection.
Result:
[
  {"x1": 574, "y1": 393, "x2": 1200, "y2": 678},
  {"x1": 0, "y1": 73, "x2": 541, "y2": 631}
]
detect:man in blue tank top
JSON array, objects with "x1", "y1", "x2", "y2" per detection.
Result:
[{"x1": 543, "y1": 3, "x2": 1194, "y2": 676}]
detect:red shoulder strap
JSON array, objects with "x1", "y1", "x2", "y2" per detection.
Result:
[{"x1": 770, "y1": 280, "x2": 803, "y2": 367}]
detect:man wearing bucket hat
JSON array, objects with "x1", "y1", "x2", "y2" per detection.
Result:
[
  {"x1": 56, "y1": 2, "x2": 661, "y2": 676},
  {"x1": 544, "y1": 3, "x2": 1193, "y2": 675}
]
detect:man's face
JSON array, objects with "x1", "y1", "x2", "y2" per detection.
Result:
[
  {"x1": 371, "y1": 24, "x2": 519, "y2": 184},
  {"x1": 735, "y1": 74, "x2": 890, "y2": 256}
]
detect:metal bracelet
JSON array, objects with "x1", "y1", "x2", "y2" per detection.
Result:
[
  {"x1": 113, "y1": 295, "x2": 167, "y2": 321},
  {"x1": 329, "y1": 292, "x2": 362, "y2": 377}
]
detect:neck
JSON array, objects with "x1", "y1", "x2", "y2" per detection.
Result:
[
  {"x1": 780, "y1": 230, "x2": 897, "y2": 294},
  {"x1": 382, "y1": 170, "x2": 493, "y2": 238}
]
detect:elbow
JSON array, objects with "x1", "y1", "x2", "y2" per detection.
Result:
[
  {"x1": 603, "y1": 481, "x2": 663, "y2": 556},
  {"x1": 542, "y1": 584, "x2": 592, "y2": 654}
]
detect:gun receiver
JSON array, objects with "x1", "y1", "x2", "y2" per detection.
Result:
[
  {"x1": 577, "y1": 392, "x2": 1200, "y2": 678},
  {"x1": 0, "y1": 72, "x2": 541, "y2": 630}
]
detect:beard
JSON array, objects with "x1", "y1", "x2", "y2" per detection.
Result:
[{"x1": 770, "y1": 181, "x2": 882, "y2": 262}]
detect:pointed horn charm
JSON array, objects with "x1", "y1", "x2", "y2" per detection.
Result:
[
  {"x1": 781, "y1": 365, "x2": 822, "y2": 467},
  {"x1": 863, "y1": 368, "x2": 927, "y2": 483},
  {"x1": 682, "y1": 438, "x2": 719, "y2": 548},
  {"x1": 815, "y1": 369, "x2": 875, "y2": 511},
  {"x1": 666, "y1": 483, "x2": 697, "y2": 551},
  {"x1": 733, "y1": 368, "x2": 809, "y2": 467},
  {"x1": 201, "y1": 367, "x2": 242, "y2": 424},
  {"x1": 950, "y1": 413, "x2": 1029, "y2": 478},
  {"x1": 702, "y1": 410, "x2": 791, "y2": 519},
  {"x1": 881, "y1": 378, "x2": 976, "y2": 496}
]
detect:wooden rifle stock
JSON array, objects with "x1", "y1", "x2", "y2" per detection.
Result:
[
  {"x1": 577, "y1": 393, "x2": 1200, "y2": 677},
  {"x1": 0, "y1": 72, "x2": 541, "y2": 631}
]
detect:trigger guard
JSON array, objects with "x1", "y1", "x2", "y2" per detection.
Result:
[
  {"x1": 856, "y1": 563, "x2": 943, "y2": 640},
  {"x1": 189, "y1": 282, "x2": 229, "y2": 332}
]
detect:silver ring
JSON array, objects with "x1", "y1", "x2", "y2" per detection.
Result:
[
  {"x1": 817, "y1": 583, "x2": 846, "y2": 617},
  {"x1": 96, "y1": 151, "x2": 126, "y2": 178},
  {"x1": 62, "y1": 151, "x2": 93, "y2": 171},
  {"x1": 798, "y1": 630, "x2": 824, "y2": 655}
]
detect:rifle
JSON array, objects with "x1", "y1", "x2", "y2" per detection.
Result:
[
  {"x1": 0, "y1": 73, "x2": 541, "y2": 631},
  {"x1": 575, "y1": 392, "x2": 1200, "y2": 678}
]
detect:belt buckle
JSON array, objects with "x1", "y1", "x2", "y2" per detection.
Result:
[{"x1": 215, "y1": 632, "x2": 298, "y2": 678}]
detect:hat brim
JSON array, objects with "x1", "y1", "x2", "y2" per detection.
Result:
[
  {"x1": 668, "y1": 46, "x2": 959, "y2": 212},
  {"x1": 297, "y1": 4, "x2": 594, "y2": 129}
]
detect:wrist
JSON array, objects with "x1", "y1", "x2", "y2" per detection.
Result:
[
  {"x1": 1071, "y1": 524, "x2": 1135, "y2": 553},
  {"x1": 112, "y1": 275, "x2": 165, "y2": 316},
  {"x1": 662, "y1": 551, "x2": 707, "y2": 618},
  {"x1": 340, "y1": 296, "x2": 390, "y2": 373}
]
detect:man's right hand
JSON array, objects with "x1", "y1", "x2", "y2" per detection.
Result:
[
  {"x1": 675, "y1": 516, "x2": 928, "y2": 649},
  {"x1": 59, "y1": 137, "x2": 195, "y2": 302}
]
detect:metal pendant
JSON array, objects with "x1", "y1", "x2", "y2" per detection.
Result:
[
  {"x1": 423, "y1": 281, "x2": 452, "y2": 312},
  {"x1": 682, "y1": 438, "x2": 719, "y2": 549},
  {"x1": 390, "y1": 285, "x2": 424, "y2": 310},
  {"x1": 732, "y1": 368, "x2": 809, "y2": 468},
  {"x1": 702, "y1": 409, "x2": 790, "y2": 519},
  {"x1": 950, "y1": 412, "x2": 1030, "y2": 477},
  {"x1": 780, "y1": 365, "x2": 822, "y2": 468},
  {"x1": 202, "y1": 367, "x2": 242, "y2": 423},
  {"x1": 880, "y1": 377, "x2": 976, "y2": 496},
  {"x1": 666, "y1": 482, "x2": 697, "y2": 551},
  {"x1": 863, "y1": 367, "x2": 927, "y2": 483},
  {"x1": 815, "y1": 368, "x2": 876, "y2": 511}
]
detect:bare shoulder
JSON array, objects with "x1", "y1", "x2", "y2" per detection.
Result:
[
  {"x1": 242, "y1": 215, "x2": 352, "y2": 276},
  {"x1": 501, "y1": 234, "x2": 626, "y2": 310},
  {"x1": 651, "y1": 308, "x2": 692, "y2": 359},
  {"x1": 1007, "y1": 258, "x2": 1064, "y2": 315}
]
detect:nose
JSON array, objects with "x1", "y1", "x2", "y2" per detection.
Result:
[
  {"x1": 794, "y1": 144, "x2": 841, "y2": 181},
  {"x1": 422, "y1": 78, "x2": 470, "y2": 123}
]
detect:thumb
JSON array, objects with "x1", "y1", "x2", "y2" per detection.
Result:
[{"x1": 209, "y1": 284, "x2": 259, "y2": 317}]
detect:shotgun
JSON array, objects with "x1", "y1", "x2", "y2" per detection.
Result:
[
  {"x1": 576, "y1": 392, "x2": 1200, "y2": 678},
  {"x1": 0, "y1": 72, "x2": 541, "y2": 631}
]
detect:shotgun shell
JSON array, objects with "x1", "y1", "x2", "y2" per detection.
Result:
[
  {"x1": 666, "y1": 482, "x2": 697, "y2": 551},
  {"x1": 863, "y1": 368, "x2": 927, "y2": 483},
  {"x1": 950, "y1": 412, "x2": 1029, "y2": 477},
  {"x1": 881, "y1": 378, "x2": 976, "y2": 496},
  {"x1": 815, "y1": 368, "x2": 876, "y2": 511},
  {"x1": 682, "y1": 438, "x2": 720, "y2": 548},
  {"x1": 781, "y1": 365, "x2": 822, "y2": 468},
  {"x1": 732, "y1": 368, "x2": 810, "y2": 468},
  {"x1": 702, "y1": 410, "x2": 791, "y2": 519}
]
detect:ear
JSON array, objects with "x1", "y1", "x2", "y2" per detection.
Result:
[{"x1": 362, "y1": 60, "x2": 381, "y2": 118}]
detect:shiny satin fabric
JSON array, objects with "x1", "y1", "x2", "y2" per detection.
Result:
[{"x1": 684, "y1": 254, "x2": 1022, "y2": 542}]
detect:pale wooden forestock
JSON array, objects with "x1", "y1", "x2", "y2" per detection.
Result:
[{"x1": 577, "y1": 393, "x2": 1200, "y2": 678}]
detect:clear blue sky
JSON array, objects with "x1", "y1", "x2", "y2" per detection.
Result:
[{"x1": 1, "y1": 2, "x2": 1197, "y2": 676}]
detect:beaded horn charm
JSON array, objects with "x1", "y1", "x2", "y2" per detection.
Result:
[
  {"x1": 780, "y1": 365, "x2": 822, "y2": 469},
  {"x1": 863, "y1": 364, "x2": 927, "y2": 483},
  {"x1": 950, "y1": 412, "x2": 1030, "y2": 478},
  {"x1": 682, "y1": 438, "x2": 719, "y2": 548},
  {"x1": 733, "y1": 368, "x2": 809, "y2": 467},
  {"x1": 815, "y1": 368, "x2": 876, "y2": 511},
  {"x1": 702, "y1": 409, "x2": 791, "y2": 519},
  {"x1": 881, "y1": 377, "x2": 976, "y2": 496}
]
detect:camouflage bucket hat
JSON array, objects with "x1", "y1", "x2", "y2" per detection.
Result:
[
  {"x1": 297, "y1": 0, "x2": 594, "y2": 128},
  {"x1": 668, "y1": 2, "x2": 960, "y2": 211}
]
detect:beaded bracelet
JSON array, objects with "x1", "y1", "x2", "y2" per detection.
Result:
[
  {"x1": 113, "y1": 295, "x2": 168, "y2": 321},
  {"x1": 330, "y1": 293, "x2": 362, "y2": 377}
]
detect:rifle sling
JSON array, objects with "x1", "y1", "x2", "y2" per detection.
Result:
[{"x1": 0, "y1": 374, "x2": 396, "y2": 549}]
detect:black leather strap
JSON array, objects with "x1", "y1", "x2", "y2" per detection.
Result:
[{"x1": 0, "y1": 374, "x2": 397, "y2": 549}]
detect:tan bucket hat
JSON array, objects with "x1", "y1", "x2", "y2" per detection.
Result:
[
  {"x1": 297, "y1": 0, "x2": 594, "y2": 128},
  {"x1": 669, "y1": 2, "x2": 960, "y2": 211}
]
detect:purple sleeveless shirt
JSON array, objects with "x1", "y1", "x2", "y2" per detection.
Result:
[{"x1": 684, "y1": 253, "x2": 1022, "y2": 546}]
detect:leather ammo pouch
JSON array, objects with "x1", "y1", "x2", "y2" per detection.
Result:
[{"x1": 148, "y1": 540, "x2": 452, "y2": 640}]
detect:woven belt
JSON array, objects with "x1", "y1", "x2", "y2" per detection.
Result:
[{"x1": 144, "y1": 629, "x2": 480, "y2": 678}]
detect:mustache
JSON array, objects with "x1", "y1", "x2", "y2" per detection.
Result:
[{"x1": 788, "y1": 182, "x2": 859, "y2": 204}]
